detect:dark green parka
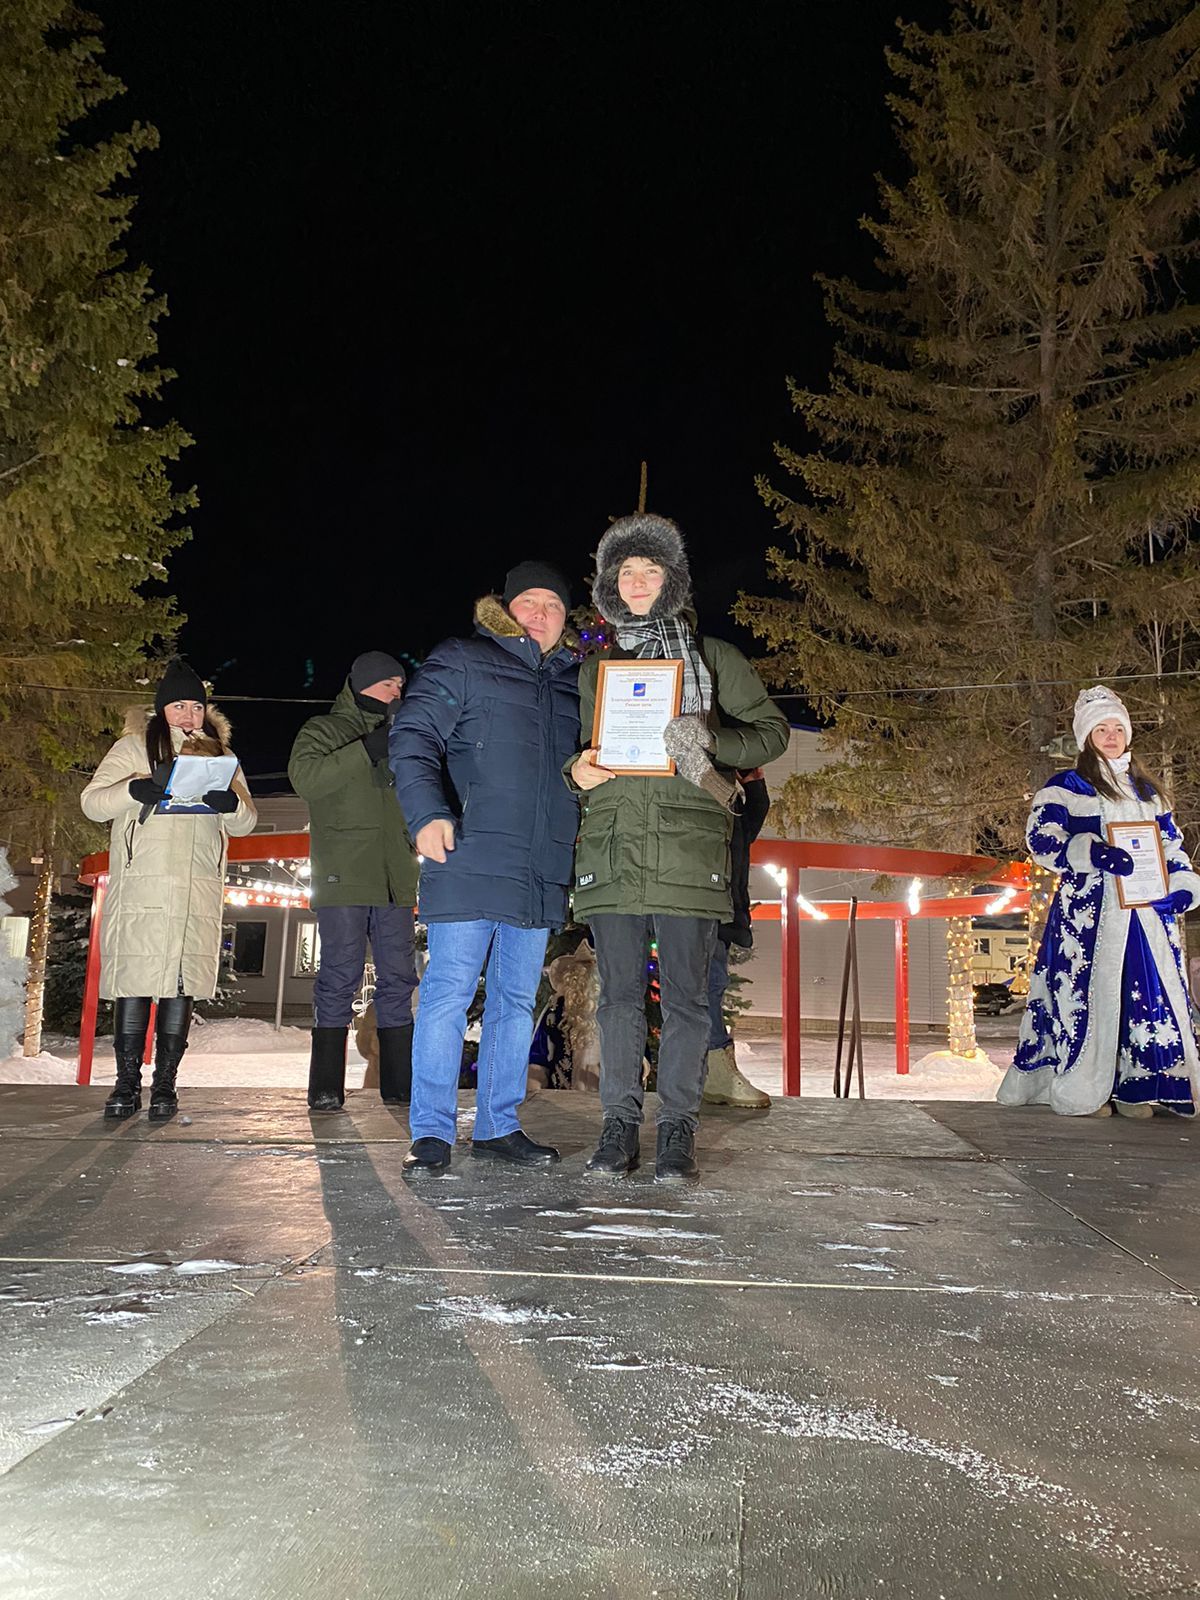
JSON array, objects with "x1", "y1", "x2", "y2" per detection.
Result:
[
  {"x1": 568, "y1": 636, "x2": 789, "y2": 920},
  {"x1": 288, "y1": 681, "x2": 418, "y2": 909}
]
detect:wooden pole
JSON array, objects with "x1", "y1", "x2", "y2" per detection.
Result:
[{"x1": 637, "y1": 460, "x2": 648, "y2": 514}]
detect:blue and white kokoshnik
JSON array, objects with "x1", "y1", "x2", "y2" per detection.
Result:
[{"x1": 998, "y1": 769, "x2": 1200, "y2": 1116}]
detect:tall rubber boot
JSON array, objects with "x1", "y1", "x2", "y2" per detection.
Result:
[
  {"x1": 104, "y1": 1042, "x2": 144, "y2": 1120},
  {"x1": 377, "y1": 1024, "x2": 414, "y2": 1105},
  {"x1": 308, "y1": 1027, "x2": 348, "y2": 1111}
]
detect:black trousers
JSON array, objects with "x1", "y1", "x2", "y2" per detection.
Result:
[{"x1": 114, "y1": 995, "x2": 194, "y2": 1045}]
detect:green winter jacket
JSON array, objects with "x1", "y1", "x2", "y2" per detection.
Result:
[
  {"x1": 567, "y1": 636, "x2": 789, "y2": 919},
  {"x1": 288, "y1": 681, "x2": 419, "y2": 909}
]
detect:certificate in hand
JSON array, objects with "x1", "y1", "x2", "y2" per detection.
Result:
[
  {"x1": 156, "y1": 753, "x2": 239, "y2": 815},
  {"x1": 592, "y1": 660, "x2": 683, "y2": 776},
  {"x1": 1107, "y1": 820, "x2": 1169, "y2": 909}
]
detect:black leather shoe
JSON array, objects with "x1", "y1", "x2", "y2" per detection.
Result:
[
  {"x1": 655, "y1": 1121, "x2": 699, "y2": 1184},
  {"x1": 104, "y1": 1046, "x2": 143, "y2": 1120},
  {"x1": 471, "y1": 1130, "x2": 560, "y2": 1165},
  {"x1": 584, "y1": 1116, "x2": 640, "y2": 1176},
  {"x1": 402, "y1": 1137, "x2": 452, "y2": 1176}
]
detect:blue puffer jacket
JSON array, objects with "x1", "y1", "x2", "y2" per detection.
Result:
[{"x1": 390, "y1": 596, "x2": 581, "y2": 929}]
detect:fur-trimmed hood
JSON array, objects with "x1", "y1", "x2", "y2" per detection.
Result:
[
  {"x1": 591, "y1": 513, "x2": 692, "y2": 626},
  {"x1": 121, "y1": 703, "x2": 235, "y2": 751},
  {"x1": 474, "y1": 594, "x2": 579, "y2": 654}
]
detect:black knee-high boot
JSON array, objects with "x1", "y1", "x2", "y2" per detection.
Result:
[
  {"x1": 377, "y1": 1024, "x2": 414, "y2": 1104},
  {"x1": 308, "y1": 1028, "x2": 348, "y2": 1111},
  {"x1": 149, "y1": 996, "x2": 193, "y2": 1122},
  {"x1": 106, "y1": 997, "x2": 151, "y2": 1119}
]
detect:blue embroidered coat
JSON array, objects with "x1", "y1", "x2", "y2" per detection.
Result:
[{"x1": 998, "y1": 770, "x2": 1200, "y2": 1115}]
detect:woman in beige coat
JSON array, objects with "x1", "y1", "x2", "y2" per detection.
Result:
[{"x1": 81, "y1": 660, "x2": 256, "y2": 1120}]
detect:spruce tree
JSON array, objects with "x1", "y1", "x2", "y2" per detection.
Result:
[
  {"x1": 737, "y1": 0, "x2": 1200, "y2": 869},
  {"x1": 0, "y1": 0, "x2": 192, "y2": 853}
]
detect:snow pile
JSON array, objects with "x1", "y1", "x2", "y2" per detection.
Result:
[
  {"x1": 187, "y1": 1018, "x2": 312, "y2": 1054},
  {"x1": 0, "y1": 850, "x2": 25, "y2": 1058}
]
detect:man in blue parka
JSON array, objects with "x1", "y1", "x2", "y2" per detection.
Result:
[{"x1": 390, "y1": 561, "x2": 580, "y2": 1175}]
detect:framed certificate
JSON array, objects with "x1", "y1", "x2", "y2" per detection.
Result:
[
  {"x1": 591, "y1": 659, "x2": 684, "y2": 776},
  {"x1": 1107, "y1": 820, "x2": 1169, "y2": 909}
]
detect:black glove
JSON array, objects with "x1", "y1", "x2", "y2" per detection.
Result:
[
  {"x1": 361, "y1": 724, "x2": 390, "y2": 764},
  {"x1": 1090, "y1": 840, "x2": 1134, "y2": 877},
  {"x1": 129, "y1": 777, "x2": 167, "y2": 806},
  {"x1": 202, "y1": 788, "x2": 239, "y2": 814}
]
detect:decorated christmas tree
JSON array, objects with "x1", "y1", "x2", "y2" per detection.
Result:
[{"x1": 0, "y1": 851, "x2": 26, "y2": 1058}]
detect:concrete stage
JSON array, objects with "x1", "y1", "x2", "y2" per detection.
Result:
[{"x1": 0, "y1": 1087, "x2": 1197, "y2": 1600}]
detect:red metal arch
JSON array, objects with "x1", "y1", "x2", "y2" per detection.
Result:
[{"x1": 73, "y1": 834, "x2": 1030, "y2": 1093}]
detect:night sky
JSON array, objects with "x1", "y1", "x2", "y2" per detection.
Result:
[{"x1": 93, "y1": 0, "x2": 946, "y2": 780}]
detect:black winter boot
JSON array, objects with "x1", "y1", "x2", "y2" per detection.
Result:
[
  {"x1": 149, "y1": 1036, "x2": 187, "y2": 1122},
  {"x1": 655, "y1": 1121, "x2": 699, "y2": 1185},
  {"x1": 104, "y1": 1044, "x2": 144, "y2": 1120},
  {"x1": 377, "y1": 1024, "x2": 413, "y2": 1104},
  {"x1": 308, "y1": 1027, "x2": 348, "y2": 1111},
  {"x1": 584, "y1": 1116, "x2": 640, "y2": 1177}
]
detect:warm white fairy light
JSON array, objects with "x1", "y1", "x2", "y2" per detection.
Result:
[
  {"x1": 946, "y1": 878, "x2": 978, "y2": 1059},
  {"x1": 796, "y1": 893, "x2": 829, "y2": 921},
  {"x1": 907, "y1": 878, "x2": 923, "y2": 915},
  {"x1": 985, "y1": 886, "x2": 1017, "y2": 916}
]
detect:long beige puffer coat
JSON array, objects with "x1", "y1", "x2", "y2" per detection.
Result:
[{"x1": 81, "y1": 706, "x2": 257, "y2": 1000}]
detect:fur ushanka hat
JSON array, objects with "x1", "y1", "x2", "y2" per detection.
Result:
[{"x1": 591, "y1": 513, "x2": 692, "y2": 626}]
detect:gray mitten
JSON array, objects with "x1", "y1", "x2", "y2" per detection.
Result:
[{"x1": 663, "y1": 716, "x2": 740, "y2": 811}]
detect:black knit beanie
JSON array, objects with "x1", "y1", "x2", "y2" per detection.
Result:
[
  {"x1": 349, "y1": 652, "x2": 406, "y2": 694},
  {"x1": 154, "y1": 658, "x2": 208, "y2": 713},
  {"x1": 502, "y1": 560, "x2": 572, "y2": 613}
]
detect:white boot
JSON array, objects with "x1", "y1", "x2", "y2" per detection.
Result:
[
  {"x1": 702, "y1": 1043, "x2": 771, "y2": 1109},
  {"x1": 1114, "y1": 1099, "x2": 1153, "y2": 1119}
]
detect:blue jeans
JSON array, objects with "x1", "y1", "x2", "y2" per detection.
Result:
[
  {"x1": 411, "y1": 920, "x2": 549, "y2": 1144},
  {"x1": 707, "y1": 939, "x2": 733, "y2": 1050},
  {"x1": 313, "y1": 904, "x2": 417, "y2": 1029}
]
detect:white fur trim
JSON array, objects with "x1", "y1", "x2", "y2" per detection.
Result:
[{"x1": 1065, "y1": 833, "x2": 1102, "y2": 875}]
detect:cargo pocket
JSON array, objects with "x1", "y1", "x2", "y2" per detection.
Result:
[
  {"x1": 653, "y1": 800, "x2": 731, "y2": 889},
  {"x1": 574, "y1": 806, "x2": 616, "y2": 891}
]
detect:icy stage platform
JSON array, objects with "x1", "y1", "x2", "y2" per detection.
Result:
[{"x1": 0, "y1": 1089, "x2": 1198, "y2": 1600}]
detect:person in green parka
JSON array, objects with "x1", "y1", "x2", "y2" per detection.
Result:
[
  {"x1": 568, "y1": 515, "x2": 789, "y2": 1184},
  {"x1": 288, "y1": 652, "x2": 419, "y2": 1110}
]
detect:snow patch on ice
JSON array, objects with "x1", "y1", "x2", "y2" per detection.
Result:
[
  {"x1": 106, "y1": 1262, "x2": 168, "y2": 1276},
  {"x1": 172, "y1": 1259, "x2": 244, "y2": 1276},
  {"x1": 576, "y1": 1437, "x2": 707, "y2": 1486},
  {"x1": 420, "y1": 1296, "x2": 575, "y2": 1327},
  {"x1": 572, "y1": 1224, "x2": 716, "y2": 1241},
  {"x1": 582, "y1": 1207, "x2": 697, "y2": 1220},
  {"x1": 1121, "y1": 1386, "x2": 1200, "y2": 1420},
  {"x1": 818, "y1": 1244, "x2": 896, "y2": 1254},
  {"x1": 841, "y1": 1262, "x2": 897, "y2": 1275},
  {"x1": 700, "y1": 1381, "x2": 1181, "y2": 1585}
]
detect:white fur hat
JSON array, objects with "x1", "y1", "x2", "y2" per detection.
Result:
[{"x1": 1073, "y1": 685, "x2": 1132, "y2": 752}]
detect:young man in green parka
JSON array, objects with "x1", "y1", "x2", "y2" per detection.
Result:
[
  {"x1": 289, "y1": 652, "x2": 419, "y2": 1110},
  {"x1": 568, "y1": 515, "x2": 789, "y2": 1183}
]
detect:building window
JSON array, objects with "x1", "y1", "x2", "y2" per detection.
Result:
[
  {"x1": 232, "y1": 920, "x2": 267, "y2": 977},
  {"x1": 294, "y1": 921, "x2": 320, "y2": 977}
]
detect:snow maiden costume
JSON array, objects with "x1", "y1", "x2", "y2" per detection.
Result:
[{"x1": 998, "y1": 687, "x2": 1200, "y2": 1117}]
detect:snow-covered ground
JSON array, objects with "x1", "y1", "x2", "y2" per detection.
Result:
[
  {"x1": 0, "y1": 1019, "x2": 369, "y2": 1088},
  {"x1": 0, "y1": 1018, "x2": 1014, "y2": 1098}
]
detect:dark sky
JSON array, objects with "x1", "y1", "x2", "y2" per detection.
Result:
[{"x1": 93, "y1": 0, "x2": 947, "y2": 779}]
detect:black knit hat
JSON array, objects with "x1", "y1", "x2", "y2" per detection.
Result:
[
  {"x1": 349, "y1": 651, "x2": 406, "y2": 693},
  {"x1": 502, "y1": 560, "x2": 571, "y2": 613},
  {"x1": 154, "y1": 658, "x2": 208, "y2": 713}
]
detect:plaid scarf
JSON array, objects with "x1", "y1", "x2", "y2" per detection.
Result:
[{"x1": 615, "y1": 615, "x2": 713, "y2": 714}]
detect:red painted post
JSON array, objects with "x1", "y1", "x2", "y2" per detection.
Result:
[
  {"x1": 780, "y1": 864, "x2": 801, "y2": 1096},
  {"x1": 895, "y1": 918, "x2": 910, "y2": 1075},
  {"x1": 76, "y1": 875, "x2": 108, "y2": 1086},
  {"x1": 144, "y1": 1002, "x2": 157, "y2": 1067}
]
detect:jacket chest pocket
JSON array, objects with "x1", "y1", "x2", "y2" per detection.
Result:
[
  {"x1": 653, "y1": 800, "x2": 731, "y2": 889},
  {"x1": 574, "y1": 807, "x2": 615, "y2": 890}
]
